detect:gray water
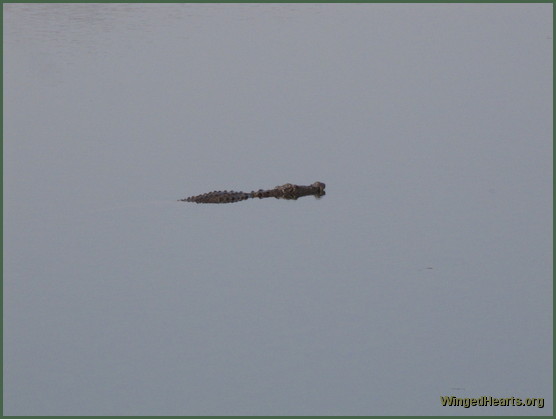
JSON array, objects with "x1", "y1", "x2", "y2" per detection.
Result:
[{"x1": 4, "y1": 4, "x2": 552, "y2": 416}]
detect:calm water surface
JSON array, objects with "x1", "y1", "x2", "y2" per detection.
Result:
[{"x1": 4, "y1": 3, "x2": 552, "y2": 415}]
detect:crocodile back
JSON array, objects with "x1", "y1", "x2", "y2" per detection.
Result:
[{"x1": 181, "y1": 191, "x2": 251, "y2": 204}]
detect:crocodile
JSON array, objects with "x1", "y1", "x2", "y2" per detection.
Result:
[{"x1": 179, "y1": 182, "x2": 325, "y2": 204}]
